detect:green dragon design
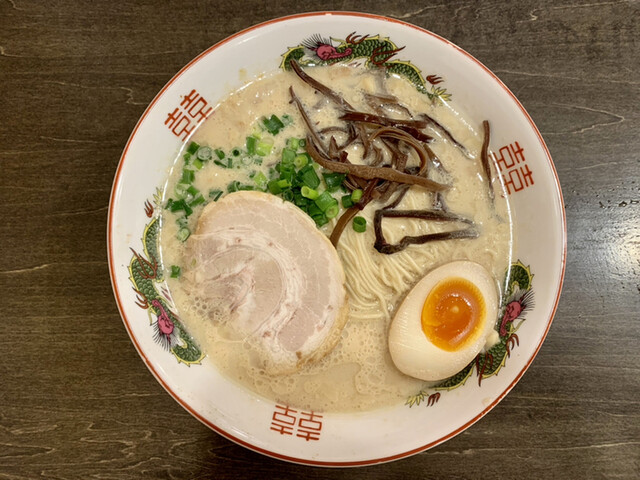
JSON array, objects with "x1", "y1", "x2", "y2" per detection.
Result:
[
  {"x1": 128, "y1": 194, "x2": 203, "y2": 365},
  {"x1": 406, "y1": 261, "x2": 535, "y2": 408},
  {"x1": 280, "y1": 32, "x2": 451, "y2": 101}
]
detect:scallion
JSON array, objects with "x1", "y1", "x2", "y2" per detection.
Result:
[
  {"x1": 246, "y1": 136, "x2": 257, "y2": 155},
  {"x1": 277, "y1": 179, "x2": 291, "y2": 189},
  {"x1": 169, "y1": 199, "x2": 193, "y2": 217},
  {"x1": 186, "y1": 142, "x2": 199, "y2": 155},
  {"x1": 262, "y1": 114, "x2": 285, "y2": 135},
  {"x1": 342, "y1": 194, "x2": 354, "y2": 208},
  {"x1": 177, "y1": 227, "x2": 191, "y2": 242},
  {"x1": 313, "y1": 213, "x2": 328, "y2": 227},
  {"x1": 353, "y1": 216, "x2": 367, "y2": 233},
  {"x1": 287, "y1": 137, "x2": 300, "y2": 151},
  {"x1": 209, "y1": 189, "x2": 223, "y2": 201},
  {"x1": 267, "y1": 180, "x2": 282, "y2": 194},
  {"x1": 192, "y1": 158, "x2": 204, "y2": 170},
  {"x1": 351, "y1": 189, "x2": 363, "y2": 203},
  {"x1": 315, "y1": 191, "x2": 336, "y2": 212},
  {"x1": 281, "y1": 148, "x2": 296, "y2": 166},
  {"x1": 214, "y1": 148, "x2": 225, "y2": 160},
  {"x1": 323, "y1": 172, "x2": 346, "y2": 192},
  {"x1": 170, "y1": 265, "x2": 181, "y2": 278},
  {"x1": 301, "y1": 186, "x2": 319, "y2": 200},
  {"x1": 325, "y1": 203, "x2": 339, "y2": 219},
  {"x1": 174, "y1": 183, "x2": 188, "y2": 199},
  {"x1": 256, "y1": 138, "x2": 273, "y2": 156},
  {"x1": 189, "y1": 194, "x2": 205, "y2": 207},
  {"x1": 294, "y1": 153, "x2": 310, "y2": 169},
  {"x1": 180, "y1": 168, "x2": 195, "y2": 184},
  {"x1": 282, "y1": 189, "x2": 294, "y2": 202},
  {"x1": 253, "y1": 171, "x2": 268, "y2": 190},
  {"x1": 196, "y1": 146, "x2": 212, "y2": 161},
  {"x1": 299, "y1": 165, "x2": 320, "y2": 189}
]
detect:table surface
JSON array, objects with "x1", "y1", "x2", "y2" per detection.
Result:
[{"x1": 1, "y1": 0, "x2": 638, "y2": 478}]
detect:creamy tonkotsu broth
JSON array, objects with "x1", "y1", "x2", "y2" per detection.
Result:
[{"x1": 160, "y1": 65, "x2": 513, "y2": 412}]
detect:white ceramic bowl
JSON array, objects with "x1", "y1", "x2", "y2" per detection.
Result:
[{"x1": 108, "y1": 12, "x2": 566, "y2": 466}]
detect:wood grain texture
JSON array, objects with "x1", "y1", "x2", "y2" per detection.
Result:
[{"x1": 0, "y1": 0, "x2": 638, "y2": 478}]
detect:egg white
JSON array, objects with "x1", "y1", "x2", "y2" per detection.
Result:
[{"x1": 388, "y1": 261, "x2": 499, "y2": 381}]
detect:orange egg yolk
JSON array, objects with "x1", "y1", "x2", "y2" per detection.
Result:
[{"x1": 421, "y1": 277, "x2": 486, "y2": 351}]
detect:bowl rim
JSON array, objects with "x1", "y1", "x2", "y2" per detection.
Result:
[{"x1": 107, "y1": 10, "x2": 567, "y2": 466}]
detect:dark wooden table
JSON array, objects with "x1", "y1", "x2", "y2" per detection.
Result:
[{"x1": 1, "y1": 1, "x2": 638, "y2": 478}]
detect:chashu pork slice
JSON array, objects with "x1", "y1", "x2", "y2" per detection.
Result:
[{"x1": 184, "y1": 191, "x2": 349, "y2": 374}]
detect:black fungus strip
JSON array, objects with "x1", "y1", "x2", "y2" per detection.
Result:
[
  {"x1": 340, "y1": 111, "x2": 428, "y2": 129},
  {"x1": 481, "y1": 120, "x2": 495, "y2": 206},
  {"x1": 290, "y1": 60, "x2": 355, "y2": 111},
  {"x1": 373, "y1": 208, "x2": 478, "y2": 254},
  {"x1": 306, "y1": 136, "x2": 449, "y2": 191}
]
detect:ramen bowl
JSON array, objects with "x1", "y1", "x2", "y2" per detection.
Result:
[{"x1": 108, "y1": 12, "x2": 566, "y2": 466}]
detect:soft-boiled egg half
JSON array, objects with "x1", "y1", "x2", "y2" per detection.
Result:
[{"x1": 389, "y1": 261, "x2": 499, "y2": 382}]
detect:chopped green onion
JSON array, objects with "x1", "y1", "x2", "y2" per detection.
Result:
[
  {"x1": 256, "y1": 138, "x2": 273, "y2": 156},
  {"x1": 282, "y1": 189, "x2": 294, "y2": 202},
  {"x1": 209, "y1": 189, "x2": 223, "y2": 201},
  {"x1": 262, "y1": 114, "x2": 285, "y2": 135},
  {"x1": 308, "y1": 203, "x2": 323, "y2": 217},
  {"x1": 281, "y1": 148, "x2": 296, "y2": 165},
  {"x1": 267, "y1": 179, "x2": 282, "y2": 194},
  {"x1": 279, "y1": 167, "x2": 295, "y2": 184},
  {"x1": 186, "y1": 142, "x2": 200, "y2": 155},
  {"x1": 323, "y1": 172, "x2": 346, "y2": 192},
  {"x1": 341, "y1": 194, "x2": 354, "y2": 208},
  {"x1": 214, "y1": 148, "x2": 225, "y2": 160},
  {"x1": 169, "y1": 199, "x2": 193, "y2": 217},
  {"x1": 293, "y1": 191, "x2": 310, "y2": 210},
  {"x1": 353, "y1": 216, "x2": 367, "y2": 233},
  {"x1": 312, "y1": 213, "x2": 328, "y2": 227},
  {"x1": 254, "y1": 158, "x2": 263, "y2": 166},
  {"x1": 176, "y1": 215, "x2": 188, "y2": 228},
  {"x1": 282, "y1": 114, "x2": 293, "y2": 126},
  {"x1": 214, "y1": 159, "x2": 229, "y2": 168},
  {"x1": 183, "y1": 153, "x2": 192, "y2": 164},
  {"x1": 174, "y1": 183, "x2": 188, "y2": 199},
  {"x1": 277, "y1": 179, "x2": 291, "y2": 189},
  {"x1": 351, "y1": 189, "x2": 363, "y2": 203},
  {"x1": 165, "y1": 198, "x2": 174, "y2": 210},
  {"x1": 170, "y1": 265, "x2": 181, "y2": 278},
  {"x1": 294, "y1": 153, "x2": 310, "y2": 169},
  {"x1": 192, "y1": 158, "x2": 204, "y2": 170},
  {"x1": 186, "y1": 185, "x2": 199, "y2": 197},
  {"x1": 177, "y1": 227, "x2": 191, "y2": 242},
  {"x1": 299, "y1": 138, "x2": 306, "y2": 148},
  {"x1": 287, "y1": 137, "x2": 300, "y2": 151},
  {"x1": 315, "y1": 191, "x2": 336, "y2": 212},
  {"x1": 325, "y1": 203, "x2": 339, "y2": 219},
  {"x1": 196, "y1": 146, "x2": 212, "y2": 161},
  {"x1": 299, "y1": 165, "x2": 320, "y2": 189},
  {"x1": 180, "y1": 169, "x2": 195, "y2": 184},
  {"x1": 232, "y1": 148, "x2": 241, "y2": 157},
  {"x1": 301, "y1": 186, "x2": 319, "y2": 200},
  {"x1": 253, "y1": 171, "x2": 268, "y2": 190},
  {"x1": 189, "y1": 194, "x2": 205, "y2": 207},
  {"x1": 246, "y1": 136, "x2": 257, "y2": 155},
  {"x1": 227, "y1": 180, "x2": 240, "y2": 193},
  {"x1": 241, "y1": 156, "x2": 254, "y2": 166}
]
